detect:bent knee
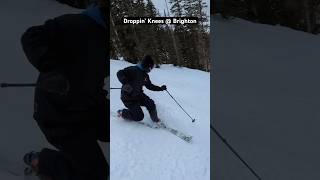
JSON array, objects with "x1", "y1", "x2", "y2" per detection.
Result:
[{"x1": 133, "y1": 112, "x2": 144, "y2": 121}]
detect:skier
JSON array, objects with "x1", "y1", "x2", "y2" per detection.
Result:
[
  {"x1": 117, "y1": 55, "x2": 167, "y2": 124},
  {"x1": 21, "y1": 1, "x2": 108, "y2": 180}
]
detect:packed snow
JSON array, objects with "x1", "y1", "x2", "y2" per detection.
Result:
[
  {"x1": 110, "y1": 60, "x2": 210, "y2": 180},
  {"x1": 212, "y1": 15, "x2": 320, "y2": 179}
]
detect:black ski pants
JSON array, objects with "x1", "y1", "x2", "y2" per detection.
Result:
[
  {"x1": 49, "y1": 133, "x2": 108, "y2": 180},
  {"x1": 121, "y1": 93, "x2": 156, "y2": 121},
  {"x1": 37, "y1": 148, "x2": 74, "y2": 180},
  {"x1": 38, "y1": 135, "x2": 109, "y2": 180},
  {"x1": 37, "y1": 126, "x2": 109, "y2": 180},
  {"x1": 34, "y1": 89, "x2": 109, "y2": 180}
]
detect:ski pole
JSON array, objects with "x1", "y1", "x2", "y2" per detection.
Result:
[
  {"x1": 1, "y1": 83, "x2": 122, "y2": 90},
  {"x1": 1, "y1": 83, "x2": 36, "y2": 88},
  {"x1": 165, "y1": 89, "x2": 195, "y2": 123},
  {"x1": 211, "y1": 124, "x2": 262, "y2": 180}
]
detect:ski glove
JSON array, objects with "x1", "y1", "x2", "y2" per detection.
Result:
[
  {"x1": 123, "y1": 84, "x2": 133, "y2": 94},
  {"x1": 161, "y1": 85, "x2": 167, "y2": 91}
]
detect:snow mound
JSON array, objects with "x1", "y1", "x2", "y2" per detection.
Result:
[{"x1": 110, "y1": 60, "x2": 210, "y2": 180}]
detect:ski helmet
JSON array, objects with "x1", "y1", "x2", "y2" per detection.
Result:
[{"x1": 141, "y1": 55, "x2": 154, "y2": 72}]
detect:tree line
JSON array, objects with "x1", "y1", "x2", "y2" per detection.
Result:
[
  {"x1": 212, "y1": 0, "x2": 320, "y2": 34},
  {"x1": 53, "y1": 0, "x2": 210, "y2": 71},
  {"x1": 111, "y1": 0, "x2": 210, "y2": 71}
]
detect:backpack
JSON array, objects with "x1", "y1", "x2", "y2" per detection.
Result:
[
  {"x1": 21, "y1": 19, "x2": 60, "y2": 73},
  {"x1": 21, "y1": 20, "x2": 69, "y2": 95}
]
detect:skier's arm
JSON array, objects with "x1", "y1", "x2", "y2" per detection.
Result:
[
  {"x1": 145, "y1": 76, "x2": 163, "y2": 91},
  {"x1": 21, "y1": 19, "x2": 61, "y2": 73}
]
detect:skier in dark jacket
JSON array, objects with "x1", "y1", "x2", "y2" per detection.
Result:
[
  {"x1": 117, "y1": 55, "x2": 167, "y2": 123},
  {"x1": 21, "y1": 2, "x2": 108, "y2": 180}
]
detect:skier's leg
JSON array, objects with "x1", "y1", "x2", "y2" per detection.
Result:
[
  {"x1": 141, "y1": 94, "x2": 160, "y2": 122},
  {"x1": 34, "y1": 88, "x2": 108, "y2": 180},
  {"x1": 39, "y1": 148, "x2": 74, "y2": 180},
  {"x1": 31, "y1": 89, "x2": 76, "y2": 179},
  {"x1": 23, "y1": 148, "x2": 74, "y2": 180},
  {"x1": 121, "y1": 101, "x2": 144, "y2": 121},
  {"x1": 51, "y1": 132, "x2": 109, "y2": 180},
  {"x1": 96, "y1": 97, "x2": 109, "y2": 142}
]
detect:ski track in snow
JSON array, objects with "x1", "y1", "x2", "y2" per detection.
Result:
[{"x1": 110, "y1": 60, "x2": 210, "y2": 180}]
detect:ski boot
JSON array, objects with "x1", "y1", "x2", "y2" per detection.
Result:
[
  {"x1": 155, "y1": 121, "x2": 166, "y2": 128},
  {"x1": 117, "y1": 110, "x2": 123, "y2": 118},
  {"x1": 150, "y1": 109, "x2": 166, "y2": 128},
  {"x1": 149, "y1": 109, "x2": 160, "y2": 122},
  {"x1": 23, "y1": 151, "x2": 40, "y2": 175}
]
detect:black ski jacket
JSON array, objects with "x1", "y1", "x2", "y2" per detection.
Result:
[
  {"x1": 22, "y1": 13, "x2": 107, "y2": 97},
  {"x1": 21, "y1": 9, "x2": 109, "y2": 142},
  {"x1": 117, "y1": 66, "x2": 162, "y2": 101}
]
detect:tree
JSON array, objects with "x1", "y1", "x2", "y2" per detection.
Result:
[
  {"x1": 212, "y1": 0, "x2": 320, "y2": 34},
  {"x1": 182, "y1": 0, "x2": 210, "y2": 70},
  {"x1": 111, "y1": 0, "x2": 210, "y2": 71}
]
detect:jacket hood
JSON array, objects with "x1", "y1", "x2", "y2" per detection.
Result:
[{"x1": 83, "y1": 5, "x2": 106, "y2": 29}]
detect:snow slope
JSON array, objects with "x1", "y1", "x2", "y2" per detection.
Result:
[
  {"x1": 212, "y1": 15, "x2": 320, "y2": 179},
  {"x1": 110, "y1": 60, "x2": 210, "y2": 180}
]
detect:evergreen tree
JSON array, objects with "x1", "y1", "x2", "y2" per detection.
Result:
[
  {"x1": 213, "y1": 0, "x2": 320, "y2": 34},
  {"x1": 182, "y1": 0, "x2": 210, "y2": 70},
  {"x1": 169, "y1": 0, "x2": 184, "y2": 16},
  {"x1": 110, "y1": 0, "x2": 210, "y2": 71},
  {"x1": 111, "y1": 0, "x2": 141, "y2": 63},
  {"x1": 140, "y1": 0, "x2": 162, "y2": 66}
]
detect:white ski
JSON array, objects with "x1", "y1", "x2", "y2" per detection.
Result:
[
  {"x1": 137, "y1": 121, "x2": 193, "y2": 143},
  {"x1": 112, "y1": 111, "x2": 193, "y2": 143}
]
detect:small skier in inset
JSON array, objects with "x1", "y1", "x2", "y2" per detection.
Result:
[{"x1": 117, "y1": 55, "x2": 167, "y2": 125}]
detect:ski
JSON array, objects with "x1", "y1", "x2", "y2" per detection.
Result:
[
  {"x1": 137, "y1": 121, "x2": 193, "y2": 143},
  {"x1": 163, "y1": 125, "x2": 193, "y2": 143},
  {"x1": 112, "y1": 111, "x2": 193, "y2": 143}
]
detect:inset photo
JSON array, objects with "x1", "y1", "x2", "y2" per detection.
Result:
[{"x1": 110, "y1": 0, "x2": 210, "y2": 179}]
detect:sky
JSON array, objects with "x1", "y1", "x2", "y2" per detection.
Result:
[{"x1": 151, "y1": 0, "x2": 210, "y2": 17}]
